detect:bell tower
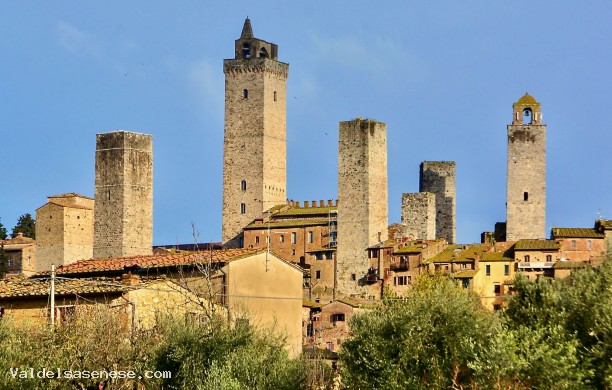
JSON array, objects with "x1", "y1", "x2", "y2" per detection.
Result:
[
  {"x1": 506, "y1": 93, "x2": 546, "y2": 241},
  {"x1": 222, "y1": 18, "x2": 289, "y2": 248}
]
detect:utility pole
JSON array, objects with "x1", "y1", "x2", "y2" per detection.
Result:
[{"x1": 50, "y1": 264, "x2": 55, "y2": 328}]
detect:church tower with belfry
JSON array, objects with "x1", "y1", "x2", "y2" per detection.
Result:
[
  {"x1": 222, "y1": 18, "x2": 289, "y2": 248},
  {"x1": 506, "y1": 93, "x2": 546, "y2": 241}
]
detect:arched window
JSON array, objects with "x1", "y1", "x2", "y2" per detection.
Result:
[
  {"x1": 241, "y1": 180, "x2": 247, "y2": 191},
  {"x1": 243, "y1": 89, "x2": 248, "y2": 99},
  {"x1": 259, "y1": 47, "x2": 268, "y2": 58},
  {"x1": 240, "y1": 203, "x2": 246, "y2": 215},
  {"x1": 242, "y1": 43, "x2": 250, "y2": 58},
  {"x1": 524, "y1": 255, "x2": 530, "y2": 262},
  {"x1": 523, "y1": 108, "x2": 533, "y2": 124}
]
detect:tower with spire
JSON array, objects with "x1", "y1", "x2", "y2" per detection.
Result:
[{"x1": 221, "y1": 18, "x2": 289, "y2": 248}]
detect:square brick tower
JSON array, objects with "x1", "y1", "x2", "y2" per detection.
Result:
[
  {"x1": 419, "y1": 161, "x2": 456, "y2": 243},
  {"x1": 337, "y1": 118, "x2": 388, "y2": 295},
  {"x1": 93, "y1": 131, "x2": 153, "y2": 258},
  {"x1": 222, "y1": 18, "x2": 288, "y2": 248},
  {"x1": 506, "y1": 93, "x2": 546, "y2": 241}
]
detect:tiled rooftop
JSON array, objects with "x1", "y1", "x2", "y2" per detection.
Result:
[
  {"x1": 0, "y1": 276, "x2": 132, "y2": 299},
  {"x1": 38, "y1": 248, "x2": 260, "y2": 276},
  {"x1": 551, "y1": 228, "x2": 604, "y2": 239},
  {"x1": 480, "y1": 252, "x2": 514, "y2": 262},
  {"x1": 453, "y1": 269, "x2": 479, "y2": 278},
  {"x1": 244, "y1": 219, "x2": 329, "y2": 230},
  {"x1": 553, "y1": 261, "x2": 589, "y2": 270},
  {"x1": 425, "y1": 244, "x2": 491, "y2": 263},
  {"x1": 514, "y1": 239, "x2": 561, "y2": 251}
]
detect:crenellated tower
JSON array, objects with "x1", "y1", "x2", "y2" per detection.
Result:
[
  {"x1": 506, "y1": 93, "x2": 546, "y2": 241},
  {"x1": 222, "y1": 18, "x2": 289, "y2": 248}
]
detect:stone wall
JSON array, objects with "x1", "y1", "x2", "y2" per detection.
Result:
[
  {"x1": 222, "y1": 56, "x2": 288, "y2": 248},
  {"x1": 337, "y1": 119, "x2": 388, "y2": 296},
  {"x1": 93, "y1": 131, "x2": 153, "y2": 258},
  {"x1": 401, "y1": 192, "x2": 436, "y2": 240},
  {"x1": 419, "y1": 161, "x2": 456, "y2": 243}
]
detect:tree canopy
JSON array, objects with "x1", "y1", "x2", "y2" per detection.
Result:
[
  {"x1": 11, "y1": 213, "x2": 35, "y2": 239},
  {"x1": 0, "y1": 218, "x2": 7, "y2": 240}
]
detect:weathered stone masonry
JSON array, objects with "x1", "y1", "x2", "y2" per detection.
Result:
[
  {"x1": 419, "y1": 161, "x2": 456, "y2": 243},
  {"x1": 401, "y1": 192, "x2": 436, "y2": 240},
  {"x1": 93, "y1": 131, "x2": 153, "y2": 258},
  {"x1": 337, "y1": 118, "x2": 388, "y2": 295}
]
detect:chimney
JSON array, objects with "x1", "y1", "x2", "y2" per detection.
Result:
[
  {"x1": 474, "y1": 254, "x2": 480, "y2": 270},
  {"x1": 121, "y1": 273, "x2": 140, "y2": 286}
]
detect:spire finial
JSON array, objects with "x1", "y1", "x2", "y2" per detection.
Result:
[{"x1": 241, "y1": 17, "x2": 253, "y2": 39}]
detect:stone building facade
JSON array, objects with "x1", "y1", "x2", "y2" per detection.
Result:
[
  {"x1": 0, "y1": 233, "x2": 36, "y2": 275},
  {"x1": 337, "y1": 118, "x2": 388, "y2": 296},
  {"x1": 506, "y1": 93, "x2": 546, "y2": 241},
  {"x1": 222, "y1": 18, "x2": 288, "y2": 248},
  {"x1": 93, "y1": 131, "x2": 153, "y2": 258},
  {"x1": 35, "y1": 193, "x2": 94, "y2": 272},
  {"x1": 401, "y1": 192, "x2": 436, "y2": 240},
  {"x1": 419, "y1": 161, "x2": 456, "y2": 243}
]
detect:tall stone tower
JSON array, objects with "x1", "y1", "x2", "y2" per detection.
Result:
[
  {"x1": 401, "y1": 192, "x2": 436, "y2": 240},
  {"x1": 419, "y1": 161, "x2": 456, "y2": 243},
  {"x1": 337, "y1": 118, "x2": 388, "y2": 295},
  {"x1": 222, "y1": 18, "x2": 288, "y2": 248},
  {"x1": 506, "y1": 93, "x2": 546, "y2": 241},
  {"x1": 93, "y1": 131, "x2": 153, "y2": 258}
]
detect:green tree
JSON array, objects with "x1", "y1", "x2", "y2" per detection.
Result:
[
  {"x1": 0, "y1": 218, "x2": 7, "y2": 240},
  {"x1": 339, "y1": 275, "x2": 502, "y2": 389},
  {"x1": 0, "y1": 244, "x2": 8, "y2": 278},
  {"x1": 11, "y1": 213, "x2": 35, "y2": 239}
]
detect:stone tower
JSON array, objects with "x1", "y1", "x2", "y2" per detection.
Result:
[
  {"x1": 506, "y1": 93, "x2": 546, "y2": 241},
  {"x1": 419, "y1": 161, "x2": 456, "y2": 243},
  {"x1": 401, "y1": 192, "x2": 436, "y2": 240},
  {"x1": 35, "y1": 193, "x2": 94, "y2": 271},
  {"x1": 222, "y1": 18, "x2": 288, "y2": 248},
  {"x1": 337, "y1": 118, "x2": 388, "y2": 295},
  {"x1": 93, "y1": 131, "x2": 153, "y2": 258}
]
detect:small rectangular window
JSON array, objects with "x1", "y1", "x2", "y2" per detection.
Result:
[
  {"x1": 524, "y1": 192, "x2": 528, "y2": 201},
  {"x1": 291, "y1": 249, "x2": 296, "y2": 256},
  {"x1": 494, "y1": 284, "x2": 501, "y2": 294},
  {"x1": 350, "y1": 273, "x2": 356, "y2": 281},
  {"x1": 280, "y1": 235, "x2": 285, "y2": 243},
  {"x1": 240, "y1": 203, "x2": 246, "y2": 215},
  {"x1": 308, "y1": 231, "x2": 314, "y2": 244},
  {"x1": 546, "y1": 255, "x2": 552, "y2": 262},
  {"x1": 486, "y1": 265, "x2": 491, "y2": 276},
  {"x1": 315, "y1": 270, "x2": 321, "y2": 280},
  {"x1": 587, "y1": 240, "x2": 592, "y2": 250},
  {"x1": 291, "y1": 232, "x2": 297, "y2": 244},
  {"x1": 504, "y1": 264, "x2": 509, "y2": 276},
  {"x1": 255, "y1": 236, "x2": 259, "y2": 244}
]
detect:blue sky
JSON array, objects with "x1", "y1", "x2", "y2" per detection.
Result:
[{"x1": 1, "y1": 2, "x2": 611, "y2": 245}]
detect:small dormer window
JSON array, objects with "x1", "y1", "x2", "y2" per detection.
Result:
[{"x1": 242, "y1": 43, "x2": 250, "y2": 59}]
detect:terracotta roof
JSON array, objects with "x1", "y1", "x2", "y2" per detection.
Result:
[
  {"x1": 48, "y1": 193, "x2": 94, "y2": 200},
  {"x1": 302, "y1": 299, "x2": 324, "y2": 309},
  {"x1": 453, "y1": 269, "x2": 479, "y2": 278},
  {"x1": 514, "y1": 239, "x2": 561, "y2": 251},
  {"x1": 243, "y1": 219, "x2": 329, "y2": 230},
  {"x1": 38, "y1": 248, "x2": 261, "y2": 276},
  {"x1": 368, "y1": 239, "x2": 396, "y2": 249},
  {"x1": 551, "y1": 228, "x2": 604, "y2": 239},
  {"x1": 1, "y1": 235, "x2": 35, "y2": 246},
  {"x1": 0, "y1": 276, "x2": 131, "y2": 299},
  {"x1": 554, "y1": 261, "x2": 589, "y2": 270},
  {"x1": 480, "y1": 252, "x2": 514, "y2": 262},
  {"x1": 425, "y1": 244, "x2": 491, "y2": 263},
  {"x1": 275, "y1": 206, "x2": 336, "y2": 217},
  {"x1": 44, "y1": 201, "x2": 93, "y2": 211},
  {"x1": 393, "y1": 245, "x2": 424, "y2": 254}
]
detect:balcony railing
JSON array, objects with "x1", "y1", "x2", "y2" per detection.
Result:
[{"x1": 518, "y1": 262, "x2": 555, "y2": 269}]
